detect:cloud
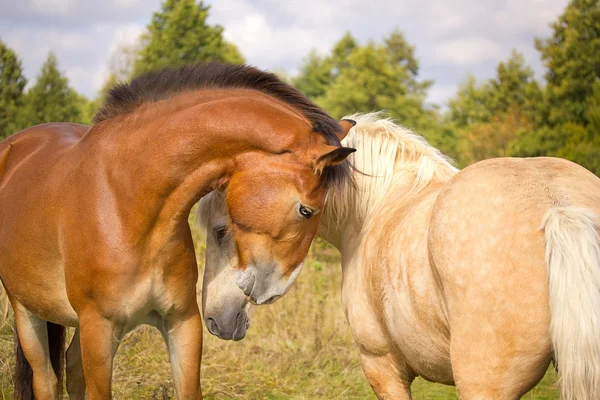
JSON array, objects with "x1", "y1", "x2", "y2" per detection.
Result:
[
  {"x1": 435, "y1": 38, "x2": 507, "y2": 66},
  {"x1": 0, "y1": 0, "x2": 159, "y2": 26},
  {"x1": 0, "y1": 0, "x2": 569, "y2": 106},
  {"x1": 216, "y1": 12, "x2": 338, "y2": 70}
]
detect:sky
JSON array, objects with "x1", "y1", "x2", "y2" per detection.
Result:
[{"x1": 0, "y1": 0, "x2": 569, "y2": 106}]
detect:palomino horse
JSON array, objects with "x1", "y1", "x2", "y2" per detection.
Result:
[
  {"x1": 0, "y1": 62, "x2": 355, "y2": 400},
  {"x1": 199, "y1": 112, "x2": 600, "y2": 399}
]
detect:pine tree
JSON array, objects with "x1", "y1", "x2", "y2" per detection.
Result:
[
  {"x1": 293, "y1": 33, "x2": 358, "y2": 100},
  {"x1": 132, "y1": 0, "x2": 244, "y2": 76},
  {"x1": 0, "y1": 40, "x2": 27, "y2": 139},
  {"x1": 536, "y1": 0, "x2": 600, "y2": 128},
  {"x1": 488, "y1": 51, "x2": 544, "y2": 125},
  {"x1": 307, "y1": 31, "x2": 432, "y2": 128},
  {"x1": 446, "y1": 51, "x2": 544, "y2": 166},
  {"x1": 449, "y1": 51, "x2": 542, "y2": 128},
  {"x1": 292, "y1": 51, "x2": 332, "y2": 99},
  {"x1": 16, "y1": 52, "x2": 83, "y2": 129}
]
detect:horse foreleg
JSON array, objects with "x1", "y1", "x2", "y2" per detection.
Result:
[
  {"x1": 12, "y1": 300, "x2": 60, "y2": 400},
  {"x1": 161, "y1": 305, "x2": 203, "y2": 400},
  {"x1": 66, "y1": 327, "x2": 85, "y2": 400},
  {"x1": 78, "y1": 311, "x2": 121, "y2": 400},
  {"x1": 360, "y1": 351, "x2": 413, "y2": 400}
]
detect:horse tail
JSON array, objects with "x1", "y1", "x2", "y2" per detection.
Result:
[
  {"x1": 48, "y1": 323, "x2": 66, "y2": 395},
  {"x1": 14, "y1": 332, "x2": 33, "y2": 400},
  {"x1": 541, "y1": 206, "x2": 600, "y2": 400},
  {"x1": 14, "y1": 322, "x2": 66, "y2": 400}
]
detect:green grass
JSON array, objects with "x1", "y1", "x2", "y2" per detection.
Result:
[{"x1": 0, "y1": 214, "x2": 559, "y2": 399}]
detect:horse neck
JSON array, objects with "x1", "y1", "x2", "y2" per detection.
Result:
[
  {"x1": 77, "y1": 90, "x2": 300, "y2": 237},
  {"x1": 318, "y1": 120, "x2": 458, "y2": 262},
  {"x1": 319, "y1": 173, "x2": 435, "y2": 258}
]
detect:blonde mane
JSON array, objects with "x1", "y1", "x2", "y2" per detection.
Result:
[
  {"x1": 324, "y1": 112, "x2": 459, "y2": 226},
  {"x1": 197, "y1": 112, "x2": 459, "y2": 231}
]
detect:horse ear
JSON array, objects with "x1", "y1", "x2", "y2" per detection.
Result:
[
  {"x1": 313, "y1": 145, "x2": 356, "y2": 174},
  {"x1": 337, "y1": 119, "x2": 356, "y2": 141}
]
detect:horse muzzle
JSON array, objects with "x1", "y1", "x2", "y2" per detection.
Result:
[{"x1": 205, "y1": 310, "x2": 249, "y2": 341}]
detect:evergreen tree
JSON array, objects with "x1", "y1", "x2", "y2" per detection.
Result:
[
  {"x1": 488, "y1": 51, "x2": 544, "y2": 125},
  {"x1": 293, "y1": 30, "x2": 446, "y2": 155},
  {"x1": 518, "y1": 0, "x2": 600, "y2": 174},
  {"x1": 0, "y1": 40, "x2": 27, "y2": 139},
  {"x1": 293, "y1": 50, "x2": 332, "y2": 99},
  {"x1": 535, "y1": 0, "x2": 600, "y2": 128},
  {"x1": 446, "y1": 51, "x2": 543, "y2": 166},
  {"x1": 16, "y1": 52, "x2": 83, "y2": 129},
  {"x1": 132, "y1": 0, "x2": 244, "y2": 76},
  {"x1": 447, "y1": 75, "x2": 492, "y2": 129},
  {"x1": 301, "y1": 31, "x2": 432, "y2": 130},
  {"x1": 449, "y1": 51, "x2": 542, "y2": 128},
  {"x1": 293, "y1": 33, "x2": 358, "y2": 100}
]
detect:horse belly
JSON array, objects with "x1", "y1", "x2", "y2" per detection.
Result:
[
  {"x1": 0, "y1": 204, "x2": 78, "y2": 325},
  {"x1": 0, "y1": 206, "x2": 78, "y2": 325},
  {"x1": 384, "y1": 292, "x2": 454, "y2": 384},
  {"x1": 1, "y1": 258, "x2": 78, "y2": 326}
]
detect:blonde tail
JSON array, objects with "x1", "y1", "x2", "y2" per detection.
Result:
[{"x1": 541, "y1": 207, "x2": 600, "y2": 400}]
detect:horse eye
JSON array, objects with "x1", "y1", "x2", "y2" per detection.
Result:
[
  {"x1": 214, "y1": 226, "x2": 227, "y2": 244},
  {"x1": 299, "y1": 205, "x2": 313, "y2": 219}
]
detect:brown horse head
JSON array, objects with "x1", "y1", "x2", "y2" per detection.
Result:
[
  {"x1": 198, "y1": 118, "x2": 355, "y2": 340},
  {"x1": 202, "y1": 123, "x2": 354, "y2": 340},
  {"x1": 227, "y1": 139, "x2": 354, "y2": 301},
  {"x1": 94, "y1": 64, "x2": 356, "y2": 340}
]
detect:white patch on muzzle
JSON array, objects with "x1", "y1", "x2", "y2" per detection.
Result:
[{"x1": 237, "y1": 262, "x2": 304, "y2": 305}]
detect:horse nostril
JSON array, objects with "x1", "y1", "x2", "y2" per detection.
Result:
[
  {"x1": 232, "y1": 312, "x2": 249, "y2": 341},
  {"x1": 237, "y1": 272, "x2": 256, "y2": 297},
  {"x1": 206, "y1": 318, "x2": 221, "y2": 336},
  {"x1": 263, "y1": 295, "x2": 281, "y2": 305}
]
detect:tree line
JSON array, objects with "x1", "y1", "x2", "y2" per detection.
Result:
[{"x1": 1, "y1": 0, "x2": 598, "y2": 174}]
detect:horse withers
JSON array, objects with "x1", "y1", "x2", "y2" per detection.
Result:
[
  {"x1": 200, "y1": 112, "x2": 600, "y2": 399},
  {"x1": 0, "y1": 62, "x2": 354, "y2": 399}
]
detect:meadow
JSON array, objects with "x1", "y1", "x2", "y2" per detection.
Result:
[{"x1": 0, "y1": 209, "x2": 558, "y2": 399}]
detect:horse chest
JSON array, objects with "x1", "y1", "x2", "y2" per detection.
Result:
[
  {"x1": 341, "y1": 267, "x2": 391, "y2": 354},
  {"x1": 88, "y1": 271, "x2": 187, "y2": 330}
]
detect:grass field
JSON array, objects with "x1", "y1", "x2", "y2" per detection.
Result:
[{"x1": 0, "y1": 211, "x2": 559, "y2": 399}]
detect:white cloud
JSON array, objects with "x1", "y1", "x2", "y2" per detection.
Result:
[
  {"x1": 435, "y1": 38, "x2": 507, "y2": 65},
  {"x1": 30, "y1": 0, "x2": 75, "y2": 15},
  {"x1": 219, "y1": 11, "x2": 336, "y2": 70},
  {"x1": 1, "y1": 0, "x2": 161, "y2": 24}
]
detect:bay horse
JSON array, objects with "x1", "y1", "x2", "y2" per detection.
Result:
[
  {"x1": 0, "y1": 62, "x2": 355, "y2": 400},
  {"x1": 199, "y1": 112, "x2": 600, "y2": 399}
]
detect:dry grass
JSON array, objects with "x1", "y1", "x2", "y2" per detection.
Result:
[{"x1": 0, "y1": 211, "x2": 558, "y2": 399}]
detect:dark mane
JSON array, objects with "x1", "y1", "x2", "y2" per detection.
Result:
[{"x1": 94, "y1": 62, "x2": 350, "y2": 189}]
